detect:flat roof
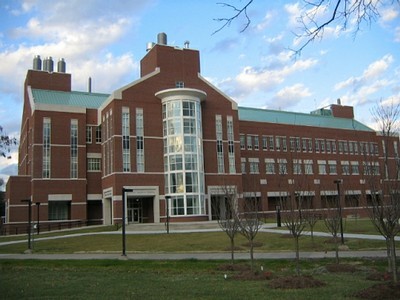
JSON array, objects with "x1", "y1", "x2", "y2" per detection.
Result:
[{"x1": 238, "y1": 106, "x2": 374, "y2": 132}]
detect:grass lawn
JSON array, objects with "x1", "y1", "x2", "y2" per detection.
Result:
[
  {"x1": 0, "y1": 258, "x2": 390, "y2": 299},
  {"x1": 0, "y1": 231, "x2": 394, "y2": 254}
]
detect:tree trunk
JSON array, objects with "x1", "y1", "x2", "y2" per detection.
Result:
[
  {"x1": 335, "y1": 235, "x2": 339, "y2": 264},
  {"x1": 390, "y1": 236, "x2": 397, "y2": 283},
  {"x1": 295, "y1": 236, "x2": 300, "y2": 275},
  {"x1": 230, "y1": 236, "x2": 235, "y2": 266},
  {"x1": 250, "y1": 239, "x2": 254, "y2": 270},
  {"x1": 386, "y1": 237, "x2": 392, "y2": 274}
]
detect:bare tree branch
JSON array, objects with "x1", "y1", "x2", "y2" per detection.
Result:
[
  {"x1": 213, "y1": 0, "x2": 253, "y2": 35},
  {"x1": 214, "y1": 1, "x2": 400, "y2": 54}
]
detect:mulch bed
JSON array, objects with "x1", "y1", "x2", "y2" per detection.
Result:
[
  {"x1": 268, "y1": 275, "x2": 326, "y2": 289},
  {"x1": 353, "y1": 282, "x2": 400, "y2": 299}
]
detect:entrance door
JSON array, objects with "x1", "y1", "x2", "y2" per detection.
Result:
[{"x1": 127, "y1": 199, "x2": 142, "y2": 223}]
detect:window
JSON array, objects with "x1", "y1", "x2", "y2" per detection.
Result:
[
  {"x1": 249, "y1": 158, "x2": 259, "y2": 174},
  {"x1": 278, "y1": 159, "x2": 287, "y2": 175},
  {"x1": 175, "y1": 81, "x2": 184, "y2": 88},
  {"x1": 136, "y1": 108, "x2": 144, "y2": 172},
  {"x1": 295, "y1": 137, "x2": 301, "y2": 152},
  {"x1": 268, "y1": 136, "x2": 274, "y2": 151},
  {"x1": 162, "y1": 98, "x2": 205, "y2": 216},
  {"x1": 275, "y1": 136, "x2": 281, "y2": 151},
  {"x1": 265, "y1": 158, "x2": 275, "y2": 174},
  {"x1": 293, "y1": 159, "x2": 302, "y2": 175},
  {"x1": 227, "y1": 116, "x2": 236, "y2": 173},
  {"x1": 304, "y1": 160, "x2": 313, "y2": 174},
  {"x1": 351, "y1": 161, "x2": 359, "y2": 175},
  {"x1": 86, "y1": 126, "x2": 92, "y2": 144},
  {"x1": 262, "y1": 136, "x2": 267, "y2": 150},
  {"x1": 315, "y1": 139, "x2": 320, "y2": 152},
  {"x1": 289, "y1": 137, "x2": 295, "y2": 152},
  {"x1": 302, "y1": 138, "x2": 307, "y2": 152},
  {"x1": 95, "y1": 125, "x2": 102, "y2": 143},
  {"x1": 216, "y1": 115, "x2": 224, "y2": 173},
  {"x1": 341, "y1": 161, "x2": 350, "y2": 175},
  {"x1": 328, "y1": 160, "x2": 337, "y2": 175},
  {"x1": 241, "y1": 158, "x2": 246, "y2": 174},
  {"x1": 240, "y1": 134, "x2": 246, "y2": 150},
  {"x1": 43, "y1": 118, "x2": 51, "y2": 178},
  {"x1": 122, "y1": 107, "x2": 130, "y2": 172},
  {"x1": 320, "y1": 139, "x2": 325, "y2": 153},
  {"x1": 48, "y1": 201, "x2": 70, "y2": 220},
  {"x1": 247, "y1": 135, "x2": 252, "y2": 150},
  {"x1": 254, "y1": 136, "x2": 259, "y2": 150},
  {"x1": 318, "y1": 160, "x2": 327, "y2": 175},
  {"x1": 343, "y1": 141, "x2": 348, "y2": 154},
  {"x1": 338, "y1": 141, "x2": 344, "y2": 153},
  {"x1": 70, "y1": 120, "x2": 78, "y2": 179},
  {"x1": 87, "y1": 158, "x2": 101, "y2": 171},
  {"x1": 308, "y1": 139, "x2": 313, "y2": 152}
]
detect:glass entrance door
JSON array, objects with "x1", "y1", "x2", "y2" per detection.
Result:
[{"x1": 127, "y1": 199, "x2": 142, "y2": 223}]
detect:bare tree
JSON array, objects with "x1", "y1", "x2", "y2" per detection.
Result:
[
  {"x1": 212, "y1": 185, "x2": 240, "y2": 265},
  {"x1": 367, "y1": 100, "x2": 400, "y2": 283},
  {"x1": 323, "y1": 194, "x2": 342, "y2": 264},
  {"x1": 214, "y1": 0, "x2": 399, "y2": 53},
  {"x1": 280, "y1": 191, "x2": 307, "y2": 275},
  {"x1": 0, "y1": 126, "x2": 17, "y2": 159},
  {"x1": 238, "y1": 191, "x2": 262, "y2": 270}
]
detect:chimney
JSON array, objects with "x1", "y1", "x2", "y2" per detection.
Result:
[{"x1": 88, "y1": 77, "x2": 92, "y2": 93}]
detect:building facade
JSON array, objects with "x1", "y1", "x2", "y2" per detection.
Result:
[{"x1": 5, "y1": 33, "x2": 399, "y2": 229}]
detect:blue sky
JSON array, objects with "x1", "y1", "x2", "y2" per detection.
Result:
[{"x1": 0, "y1": 0, "x2": 399, "y2": 181}]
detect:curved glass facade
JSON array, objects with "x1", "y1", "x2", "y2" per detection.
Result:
[{"x1": 158, "y1": 89, "x2": 206, "y2": 216}]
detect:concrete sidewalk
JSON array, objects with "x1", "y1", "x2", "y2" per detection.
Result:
[{"x1": 0, "y1": 250, "x2": 388, "y2": 260}]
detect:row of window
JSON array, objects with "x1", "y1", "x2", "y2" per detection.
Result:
[
  {"x1": 241, "y1": 158, "x2": 380, "y2": 176},
  {"x1": 42, "y1": 118, "x2": 80, "y2": 179},
  {"x1": 240, "y1": 134, "x2": 380, "y2": 156}
]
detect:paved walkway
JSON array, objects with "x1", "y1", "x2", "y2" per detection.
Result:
[
  {"x1": 0, "y1": 221, "x2": 396, "y2": 260},
  {"x1": 0, "y1": 250, "x2": 388, "y2": 260}
]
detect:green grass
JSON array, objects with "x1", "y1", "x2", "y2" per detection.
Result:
[
  {"x1": 0, "y1": 258, "x2": 387, "y2": 299},
  {"x1": 0, "y1": 231, "x2": 394, "y2": 254}
]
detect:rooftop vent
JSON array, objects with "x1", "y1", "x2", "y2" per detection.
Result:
[
  {"x1": 184, "y1": 40, "x2": 190, "y2": 48},
  {"x1": 43, "y1": 56, "x2": 54, "y2": 72},
  {"x1": 157, "y1": 32, "x2": 167, "y2": 45},
  {"x1": 57, "y1": 58, "x2": 66, "y2": 73},
  {"x1": 33, "y1": 55, "x2": 42, "y2": 70}
]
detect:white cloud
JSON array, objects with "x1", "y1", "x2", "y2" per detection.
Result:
[
  {"x1": 270, "y1": 83, "x2": 312, "y2": 108},
  {"x1": 219, "y1": 54, "x2": 317, "y2": 104},
  {"x1": 379, "y1": 7, "x2": 399, "y2": 23},
  {"x1": 334, "y1": 55, "x2": 393, "y2": 91}
]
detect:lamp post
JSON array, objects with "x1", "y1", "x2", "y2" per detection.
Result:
[
  {"x1": 165, "y1": 196, "x2": 171, "y2": 234},
  {"x1": 21, "y1": 199, "x2": 32, "y2": 251},
  {"x1": 122, "y1": 187, "x2": 133, "y2": 257},
  {"x1": 276, "y1": 205, "x2": 281, "y2": 227},
  {"x1": 35, "y1": 202, "x2": 41, "y2": 235},
  {"x1": 334, "y1": 179, "x2": 345, "y2": 245}
]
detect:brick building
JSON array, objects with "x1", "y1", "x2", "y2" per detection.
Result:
[{"x1": 5, "y1": 33, "x2": 399, "y2": 229}]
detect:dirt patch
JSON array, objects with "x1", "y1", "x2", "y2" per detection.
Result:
[
  {"x1": 268, "y1": 275, "x2": 326, "y2": 289},
  {"x1": 233, "y1": 270, "x2": 273, "y2": 281},
  {"x1": 353, "y1": 282, "x2": 400, "y2": 299},
  {"x1": 217, "y1": 263, "x2": 251, "y2": 272},
  {"x1": 325, "y1": 263, "x2": 359, "y2": 273},
  {"x1": 366, "y1": 271, "x2": 393, "y2": 282}
]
